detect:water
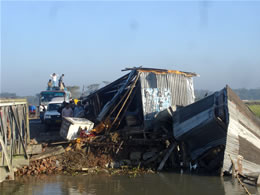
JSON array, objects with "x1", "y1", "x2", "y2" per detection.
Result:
[{"x1": 0, "y1": 173, "x2": 259, "y2": 195}]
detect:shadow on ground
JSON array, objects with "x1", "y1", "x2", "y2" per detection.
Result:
[{"x1": 29, "y1": 119, "x2": 65, "y2": 144}]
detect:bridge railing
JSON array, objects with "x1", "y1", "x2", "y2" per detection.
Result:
[{"x1": 0, "y1": 99, "x2": 30, "y2": 178}]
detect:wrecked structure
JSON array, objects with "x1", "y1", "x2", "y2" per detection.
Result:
[
  {"x1": 173, "y1": 86, "x2": 260, "y2": 175},
  {"x1": 80, "y1": 68, "x2": 260, "y2": 178},
  {"x1": 82, "y1": 67, "x2": 197, "y2": 133},
  {"x1": 78, "y1": 67, "x2": 199, "y2": 171}
]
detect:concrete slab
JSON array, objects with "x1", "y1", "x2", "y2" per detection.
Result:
[{"x1": 0, "y1": 166, "x2": 14, "y2": 183}]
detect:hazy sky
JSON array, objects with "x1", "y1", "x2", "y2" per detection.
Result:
[{"x1": 1, "y1": 1, "x2": 260, "y2": 96}]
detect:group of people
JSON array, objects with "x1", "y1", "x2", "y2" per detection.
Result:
[
  {"x1": 47, "y1": 73, "x2": 65, "y2": 90},
  {"x1": 60, "y1": 100, "x2": 84, "y2": 118}
]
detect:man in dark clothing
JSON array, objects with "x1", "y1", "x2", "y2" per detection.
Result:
[
  {"x1": 59, "y1": 74, "x2": 65, "y2": 89},
  {"x1": 58, "y1": 101, "x2": 67, "y2": 115},
  {"x1": 47, "y1": 79, "x2": 52, "y2": 90}
]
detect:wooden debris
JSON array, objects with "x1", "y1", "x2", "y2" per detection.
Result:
[
  {"x1": 244, "y1": 172, "x2": 260, "y2": 179},
  {"x1": 157, "y1": 143, "x2": 176, "y2": 171},
  {"x1": 82, "y1": 168, "x2": 88, "y2": 171},
  {"x1": 30, "y1": 146, "x2": 65, "y2": 161},
  {"x1": 116, "y1": 141, "x2": 124, "y2": 154},
  {"x1": 229, "y1": 155, "x2": 252, "y2": 195},
  {"x1": 26, "y1": 144, "x2": 43, "y2": 155}
]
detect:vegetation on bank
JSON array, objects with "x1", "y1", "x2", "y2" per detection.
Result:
[{"x1": 248, "y1": 104, "x2": 260, "y2": 118}]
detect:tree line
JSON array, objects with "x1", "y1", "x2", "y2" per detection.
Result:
[
  {"x1": 1, "y1": 87, "x2": 260, "y2": 105},
  {"x1": 195, "y1": 88, "x2": 260, "y2": 101}
]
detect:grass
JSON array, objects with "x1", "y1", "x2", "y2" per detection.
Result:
[{"x1": 248, "y1": 104, "x2": 260, "y2": 118}]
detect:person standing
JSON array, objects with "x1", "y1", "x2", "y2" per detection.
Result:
[
  {"x1": 59, "y1": 74, "x2": 64, "y2": 85},
  {"x1": 50, "y1": 73, "x2": 59, "y2": 87},
  {"x1": 59, "y1": 82, "x2": 65, "y2": 91},
  {"x1": 69, "y1": 99, "x2": 76, "y2": 111},
  {"x1": 47, "y1": 79, "x2": 52, "y2": 90},
  {"x1": 73, "y1": 101, "x2": 84, "y2": 117},
  {"x1": 61, "y1": 103, "x2": 73, "y2": 117}
]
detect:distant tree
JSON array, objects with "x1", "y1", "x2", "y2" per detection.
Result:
[
  {"x1": 233, "y1": 88, "x2": 260, "y2": 100},
  {"x1": 87, "y1": 84, "x2": 100, "y2": 93},
  {"x1": 0, "y1": 92, "x2": 17, "y2": 98},
  {"x1": 67, "y1": 86, "x2": 81, "y2": 99},
  {"x1": 195, "y1": 88, "x2": 260, "y2": 101},
  {"x1": 81, "y1": 83, "x2": 100, "y2": 97},
  {"x1": 25, "y1": 96, "x2": 39, "y2": 105}
]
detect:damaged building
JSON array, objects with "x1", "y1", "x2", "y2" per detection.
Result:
[{"x1": 82, "y1": 67, "x2": 197, "y2": 134}]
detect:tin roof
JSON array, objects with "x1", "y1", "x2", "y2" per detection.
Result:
[{"x1": 122, "y1": 67, "x2": 198, "y2": 77}]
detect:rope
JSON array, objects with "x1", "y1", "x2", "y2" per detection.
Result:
[{"x1": 228, "y1": 154, "x2": 251, "y2": 195}]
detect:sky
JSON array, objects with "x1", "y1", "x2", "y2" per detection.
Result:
[{"x1": 1, "y1": 0, "x2": 260, "y2": 96}]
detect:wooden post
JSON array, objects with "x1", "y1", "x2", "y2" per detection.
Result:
[
  {"x1": 257, "y1": 175, "x2": 260, "y2": 186},
  {"x1": 157, "y1": 143, "x2": 176, "y2": 171},
  {"x1": 237, "y1": 155, "x2": 243, "y2": 175}
]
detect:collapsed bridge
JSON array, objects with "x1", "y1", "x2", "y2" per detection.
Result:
[{"x1": 79, "y1": 68, "x2": 260, "y2": 177}]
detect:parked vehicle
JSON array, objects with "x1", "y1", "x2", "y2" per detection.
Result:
[
  {"x1": 39, "y1": 88, "x2": 71, "y2": 123},
  {"x1": 44, "y1": 100, "x2": 63, "y2": 130}
]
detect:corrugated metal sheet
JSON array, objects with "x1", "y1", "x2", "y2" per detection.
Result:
[
  {"x1": 141, "y1": 88, "x2": 172, "y2": 120},
  {"x1": 139, "y1": 71, "x2": 195, "y2": 124}
]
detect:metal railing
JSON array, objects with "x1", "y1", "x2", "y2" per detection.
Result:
[{"x1": 0, "y1": 99, "x2": 30, "y2": 179}]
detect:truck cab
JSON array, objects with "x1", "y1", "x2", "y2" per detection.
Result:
[
  {"x1": 39, "y1": 89, "x2": 71, "y2": 123},
  {"x1": 44, "y1": 100, "x2": 64, "y2": 130}
]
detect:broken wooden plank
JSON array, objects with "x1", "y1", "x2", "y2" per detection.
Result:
[
  {"x1": 116, "y1": 141, "x2": 124, "y2": 154},
  {"x1": 257, "y1": 175, "x2": 260, "y2": 186},
  {"x1": 49, "y1": 141, "x2": 70, "y2": 145},
  {"x1": 244, "y1": 172, "x2": 260, "y2": 179},
  {"x1": 0, "y1": 144, "x2": 42, "y2": 156},
  {"x1": 26, "y1": 144, "x2": 43, "y2": 155},
  {"x1": 143, "y1": 149, "x2": 166, "y2": 165},
  {"x1": 157, "y1": 143, "x2": 176, "y2": 171},
  {"x1": 30, "y1": 146, "x2": 65, "y2": 161}
]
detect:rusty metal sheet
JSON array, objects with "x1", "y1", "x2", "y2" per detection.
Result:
[{"x1": 140, "y1": 71, "x2": 195, "y2": 127}]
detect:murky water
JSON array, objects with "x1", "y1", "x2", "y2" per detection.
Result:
[{"x1": 0, "y1": 173, "x2": 259, "y2": 195}]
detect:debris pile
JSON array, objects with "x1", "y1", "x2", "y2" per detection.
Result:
[
  {"x1": 15, "y1": 157, "x2": 62, "y2": 176},
  {"x1": 15, "y1": 132, "x2": 159, "y2": 177}
]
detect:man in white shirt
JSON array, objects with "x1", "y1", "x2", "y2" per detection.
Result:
[{"x1": 50, "y1": 73, "x2": 59, "y2": 87}]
